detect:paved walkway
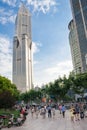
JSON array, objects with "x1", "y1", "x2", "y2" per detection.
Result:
[{"x1": 3, "y1": 110, "x2": 87, "y2": 130}]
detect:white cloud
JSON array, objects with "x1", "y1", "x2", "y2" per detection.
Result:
[
  {"x1": 33, "y1": 60, "x2": 73, "y2": 87},
  {"x1": 0, "y1": 0, "x2": 58, "y2": 24},
  {"x1": 32, "y1": 41, "x2": 42, "y2": 54},
  {"x1": 27, "y1": 0, "x2": 58, "y2": 14},
  {"x1": 0, "y1": 35, "x2": 12, "y2": 80},
  {"x1": 2, "y1": 0, "x2": 17, "y2": 7},
  {"x1": 0, "y1": 7, "x2": 16, "y2": 24},
  {"x1": 45, "y1": 60, "x2": 73, "y2": 76},
  {"x1": 32, "y1": 41, "x2": 42, "y2": 65},
  {"x1": 1, "y1": 0, "x2": 58, "y2": 14},
  {"x1": 9, "y1": 14, "x2": 16, "y2": 23}
]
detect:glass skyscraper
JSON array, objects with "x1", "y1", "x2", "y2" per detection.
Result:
[
  {"x1": 13, "y1": 4, "x2": 33, "y2": 92},
  {"x1": 68, "y1": 20, "x2": 81, "y2": 74},
  {"x1": 69, "y1": 0, "x2": 87, "y2": 74}
]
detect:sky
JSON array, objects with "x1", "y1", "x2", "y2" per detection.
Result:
[{"x1": 0, "y1": 0, "x2": 73, "y2": 87}]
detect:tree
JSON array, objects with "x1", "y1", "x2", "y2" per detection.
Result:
[
  {"x1": 0, "y1": 75, "x2": 20, "y2": 99},
  {"x1": 46, "y1": 81, "x2": 61, "y2": 102},
  {"x1": 0, "y1": 90, "x2": 16, "y2": 109},
  {"x1": 20, "y1": 89, "x2": 42, "y2": 104},
  {"x1": 71, "y1": 73, "x2": 87, "y2": 100},
  {"x1": 0, "y1": 75, "x2": 20, "y2": 108}
]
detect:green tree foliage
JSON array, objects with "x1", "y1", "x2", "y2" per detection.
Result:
[
  {"x1": 0, "y1": 75, "x2": 20, "y2": 108},
  {"x1": 20, "y1": 89, "x2": 42, "y2": 103},
  {"x1": 46, "y1": 76, "x2": 71, "y2": 102},
  {"x1": 59, "y1": 76, "x2": 70, "y2": 100},
  {"x1": 71, "y1": 73, "x2": 87, "y2": 95},
  {"x1": 46, "y1": 81, "x2": 61, "y2": 102},
  {"x1": 0, "y1": 90, "x2": 16, "y2": 109},
  {"x1": 19, "y1": 72, "x2": 87, "y2": 103},
  {"x1": 0, "y1": 75, "x2": 20, "y2": 98}
]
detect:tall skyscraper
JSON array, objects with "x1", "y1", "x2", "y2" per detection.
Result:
[
  {"x1": 68, "y1": 20, "x2": 82, "y2": 74},
  {"x1": 69, "y1": 0, "x2": 87, "y2": 74},
  {"x1": 12, "y1": 4, "x2": 33, "y2": 93}
]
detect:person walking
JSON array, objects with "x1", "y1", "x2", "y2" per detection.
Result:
[
  {"x1": 58, "y1": 104, "x2": 62, "y2": 114},
  {"x1": 75, "y1": 103, "x2": 80, "y2": 121},
  {"x1": 52, "y1": 107, "x2": 55, "y2": 119},
  {"x1": 79, "y1": 103, "x2": 84, "y2": 119},
  {"x1": 47, "y1": 105, "x2": 52, "y2": 118},
  {"x1": 35, "y1": 107, "x2": 40, "y2": 119},
  {"x1": 40, "y1": 106, "x2": 46, "y2": 119},
  {"x1": 61, "y1": 104, "x2": 66, "y2": 118},
  {"x1": 31, "y1": 107, "x2": 34, "y2": 118},
  {"x1": 70, "y1": 105, "x2": 75, "y2": 122}
]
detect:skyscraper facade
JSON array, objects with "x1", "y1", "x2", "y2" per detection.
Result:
[
  {"x1": 13, "y1": 4, "x2": 33, "y2": 92},
  {"x1": 68, "y1": 20, "x2": 81, "y2": 74},
  {"x1": 69, "y1": 0, "x2": 87, "y2": 74}
]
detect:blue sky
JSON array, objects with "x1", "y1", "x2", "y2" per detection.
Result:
[{"x1": 0, "y1": 0, "x2": 73, "y2": 87}]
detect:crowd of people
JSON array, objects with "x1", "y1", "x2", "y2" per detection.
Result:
[
  {"x1": 70, "y1": 102, "x2": 87, "y2": 122},
  {"x1": 14, "y1": 102, "x2": 87, "y2": 123},
  {"x1": 0, "y1": 102, "x2": 86, "y2": 129},
  {"x1": 29, "y1": 104, "x2": 66, "y2": 119},
  {"x1": 30, "y1": 105, "x2": 56, "y2": 119},
  {"x1": 28, "y1": 102, "x2": 87, "y2": 121}
]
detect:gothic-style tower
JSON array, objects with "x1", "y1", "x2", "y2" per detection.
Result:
[{"x1": 13, "y1": 4, "x2": 33, "y2": 92}]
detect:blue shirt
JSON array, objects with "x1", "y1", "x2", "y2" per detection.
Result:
[{"x1": 61, "y1": 106, "x2": 66, "y2": 112}]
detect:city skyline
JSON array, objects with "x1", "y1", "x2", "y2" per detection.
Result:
[{"x1": 0, "y1": 0, "x2": 73, "y2": 87}]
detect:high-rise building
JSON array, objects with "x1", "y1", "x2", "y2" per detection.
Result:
[
  {"x1": 12, "y1": 4, "x2": 33, "y2": 92},
  {"x1": 68, "y1": 20, "x2": 82, "y2": 74},
  {"x1": 69, "y1": 0, "x2": 87, "y2": 74}
]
